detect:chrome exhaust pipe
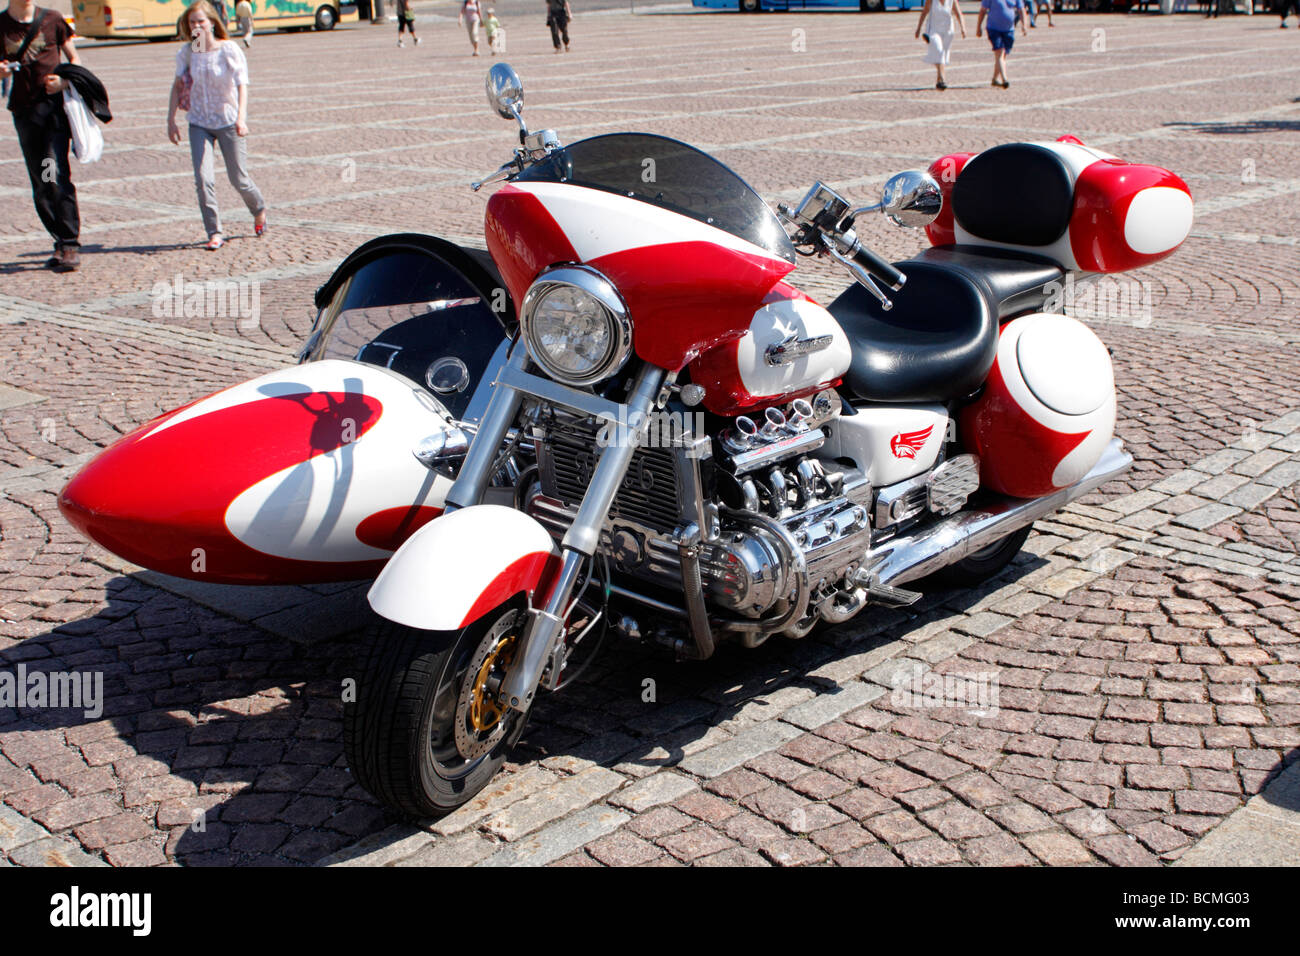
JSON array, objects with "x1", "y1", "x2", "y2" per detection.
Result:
[{"x1": 860, "y1": 438, "x2": 1133, "y2": 591}]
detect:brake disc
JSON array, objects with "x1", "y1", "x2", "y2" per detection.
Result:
[{"x1": 454, "y1": 609, "x2": 520, "y2": 761}]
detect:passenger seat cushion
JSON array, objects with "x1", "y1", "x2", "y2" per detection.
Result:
[
  {"x1": 925, "y1": 137, "x2": 1193, "y2": 273},
  {"x1": 951, "y1": 143, "x2": 1077, "y2": 247}
]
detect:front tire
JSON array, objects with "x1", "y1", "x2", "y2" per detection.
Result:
[
  {"x1": 314, "y1": 5, "x2": 337, "y2": 30},
  {"x1": 343, "y1": 603, "x2": 531, "y2": 818},
  {"x1": 738, "y1": 0, "x2": 762, "y2": 11}
]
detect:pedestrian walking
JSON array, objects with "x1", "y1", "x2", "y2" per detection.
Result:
[
  {"x1": 166, "y1": 0, "x2": 266, "y2": 251},
  {"x1": 1025, "y1": 0, "x2": 1052, "y2": 27},
  {"x1": 485, "y1": 7, "x2": 504, "y2": 55},
  {"x1": 976, "y1": 0, "x2": 1026, "y2": 90},
  {"x1": 1280, "y1": 0, "x2": 1298, "y2": 27},
  {"x1": 235, "y1": 0, "x2": 254, "y2": 46},
  {"x1": 396, "y1": 0, "x2": 419, "y2": 47},
  {"x1": 546, "y1": 0, "x2": 571, "y2": 53},
  {"x1": 459, "y1": 0, "x2": 482, "y2": 56},
  {"x1": 1, "y1": 0, "x2": 84, "y2": 272},
  {"x1": 915, "y1": 0, "x2": 966, "y2": 91}
]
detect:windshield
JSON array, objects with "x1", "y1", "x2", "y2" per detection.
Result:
[
  {"x1": 302, "y1": 240, "x2": 508, "y2": 422},
  {"x1": 515, "y1": 133, "x2": 796, "y2": 264}
]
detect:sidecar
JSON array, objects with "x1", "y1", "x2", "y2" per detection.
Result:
[{"x1": 58, "y1": 234, "x2": 513, "y2": 585}]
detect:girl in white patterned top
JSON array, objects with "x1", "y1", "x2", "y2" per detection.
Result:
[{"x1": 166, "y1": 0, "x2": 266, "y2": 250}]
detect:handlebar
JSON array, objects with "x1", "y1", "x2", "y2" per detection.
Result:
[{"x1": 851, "y1": 244, "x2": 906, "y2": 293}]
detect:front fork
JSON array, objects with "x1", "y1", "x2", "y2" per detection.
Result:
[{"x1": 446, "y1": 343, "x2": 667, "y2": 713}]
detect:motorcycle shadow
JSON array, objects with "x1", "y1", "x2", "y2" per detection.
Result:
[
  {"x1": 10, "y1": 551, "x2": 1066, "y2": 864},
  {"x1": 28, "y1": 541, "x2": 1296, "y2": 866},
  {"x1": 0, "y1": 572, "x2": 386, "y2": 865}
]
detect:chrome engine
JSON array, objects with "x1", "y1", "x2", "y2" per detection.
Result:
[{"x1": 526, "y1": 396, "x2": 978, "y2": 647}]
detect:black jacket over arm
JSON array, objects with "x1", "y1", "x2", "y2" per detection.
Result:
[{"x1": 53, "y1": 63, "x2": 111, "y2": 123}]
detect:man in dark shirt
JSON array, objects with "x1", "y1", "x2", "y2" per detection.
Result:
[{"x1": 0, "y1": 0, "x2": 83, "y2": 272}]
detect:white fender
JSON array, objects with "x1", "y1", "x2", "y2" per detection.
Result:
[{"x1": 368, "y1": 505, "x2": 559, "y2": 631}]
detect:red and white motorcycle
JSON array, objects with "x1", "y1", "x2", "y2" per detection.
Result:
[{"x1": 58, "y1": 65, "x2": 1193, "y2": 816}]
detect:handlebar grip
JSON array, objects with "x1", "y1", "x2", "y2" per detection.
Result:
[{"x1": 853, "y1": 245, "x2": 906, "y2": 292}]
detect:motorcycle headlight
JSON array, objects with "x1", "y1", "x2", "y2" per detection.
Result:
[{"x1": 520, "y1": 265, "x2": 632, "y2": 387}]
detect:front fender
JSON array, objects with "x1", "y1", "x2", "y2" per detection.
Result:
[{"x1": 368, "y1": 505, "x2": 559, "y2": 631}]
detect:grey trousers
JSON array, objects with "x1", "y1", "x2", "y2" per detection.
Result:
[{"x1": 188, "y1": 123, "x2": 266, "y2": 237}]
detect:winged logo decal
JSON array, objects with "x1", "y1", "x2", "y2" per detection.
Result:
[{"x1": 890, "y1": 425, "x2": 934, "y2": 459}]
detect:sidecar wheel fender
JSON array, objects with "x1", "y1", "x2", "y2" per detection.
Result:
[{"x1": 367, "y1": 505, "x2": 559, "y2": 631}]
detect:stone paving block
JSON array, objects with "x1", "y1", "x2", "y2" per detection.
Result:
[
  {"x1": 1270, "y1": 433, "x2": 1300, "y2": 453},
  {"x1": 0, "y1": 805, "x2": 49, "y2": 853},
  {"x1": 1260, "y1": 411, "x2": 1300, "y2": 435},
  {"x1": 1149, "y1": 471, "x2": 1207, "y2": 495},
  {"x1": 483, "y1": 767, "x2": 625, "y2": 842},
  {"x1": 430, "y1": 765, "x2": 559, "y2": 837},
  {"x1": 781, "y1": 683, "x2": 885, "y2": 732},
  {"x1": 1171, "y1": 503, "x2": 1244, "y2": 532},
  {"x1": 1256, "y1": 460, "x2": 1300, "y2": 489},
  {"x1": 609, "y1": 772, "x2": 699, "y2": 813},
  {"x1": 396, "y1": 831, "x2": 498, "y2": 868},
  {"x1": 952, "y1": 612, "x2": 1014, "y2": 638},
  {"x1": 1033, "y1": 567, "x2": 1101, "y2": 598},
  {"x1": 862, "y1": 657, "x2": 927, "y2": 690},
  {"x1": 1078, "y1": 548, "x2": 1136, "y2": 575},
  {"x1": 8, "y1": 836, "x2": 107, "y2": 867},
  {"x1": 804, "y1": 642, "x2": 905, "y2": 685},
  {"x1": 253, "y1": 586, "x2": 372, "y2": 643},
  {"x1": 1232, "y1": 449, "x2": 1289, "y2": 479},
  {"x1": 1190, "y1": 474, "x2": 1250, "y2": 500},
  {"x1": 1189, "y1": 449, "x2": 1251, "y2": 478},
  {"x1": 989, "y1": 591, "x2": 1054, "y2": 618},
  {"x1": 1103, "y1": 489, "x2": 1170, "y2": 517},
  {"x1": 319, "y1": 824, "x2": 432, "y2": 867},
  {"x1": 479, "y1": 806, "x2": 630, "y2": 868},
  {"x1": 613, "y1": 725, "x2": 732, "y2": 778},
  {"x1": 912, "y1": 631, "x2": 976, "y2": 665},
  {"x1": 677, "y1": 720, "x2": 804, "y2": 780},
  {"x1": 0, "y1": 385, "x2": 45, "y2": 411}
]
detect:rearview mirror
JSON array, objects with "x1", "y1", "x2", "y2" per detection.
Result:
[
  {"x1": 486, "y1": 63, "x2": 524, "y2": 122},
  {"x1": 880, "y1": 170, "x2": 942, "y2": 228}
]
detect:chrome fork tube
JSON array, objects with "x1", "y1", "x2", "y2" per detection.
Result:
[
  {"x1": 445, "y1": 341, "x2": 531, "y2": 512},
  {"x1": 501, "y1": 362, "x2": 667, "y2": 712}
]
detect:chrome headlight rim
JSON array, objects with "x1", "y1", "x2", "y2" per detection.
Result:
[{"x1": 520, "y1": 264, "x2": 633, "y2": 387}]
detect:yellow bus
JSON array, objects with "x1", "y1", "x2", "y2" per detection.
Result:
[{"x1": 72, "y1": 0, "x2": 358, "y2": 40}]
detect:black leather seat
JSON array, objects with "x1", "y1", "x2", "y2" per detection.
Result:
[
  {"x1": 828, "y1": 245, "x2": 1065, "y2": 404},
  {"x1": 951, "y1": 143, "x2": 1076, "y2": 246}
]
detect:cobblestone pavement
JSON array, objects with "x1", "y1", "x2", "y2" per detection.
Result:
[{"x1": 1, "y1": 12, "x2": 1297, "y2": 866}]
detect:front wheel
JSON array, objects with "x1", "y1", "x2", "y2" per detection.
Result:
[
  {"x1": 738, "y1": 0, "x2": 762, "y2": 11},
  {"x1": 343, "y1": 603, "x2": 531, "y2": 818},
  {"x1": 314, "y1": 5, "x2": 337, "y2": 29}
]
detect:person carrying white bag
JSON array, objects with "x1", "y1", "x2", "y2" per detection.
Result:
[{"x1": 55, "y1": 62, "x2": 110, "y2": 163}]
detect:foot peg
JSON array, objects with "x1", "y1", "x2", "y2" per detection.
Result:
[
  {"x1": 865, "y1": 583, "x2": 923, "y2": 608},
  {"x1": 852, "y1": 568, "x2": 923, "y2": 608}
]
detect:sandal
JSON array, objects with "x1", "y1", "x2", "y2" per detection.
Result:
[
  {"x1": 254, "y1": 216, "x2": 268, "y2": 238},
  {"x1": 936, "y1": 81, "x2": 947, "y2": 90},
  {"x1": 205, "y1": 234, "x2": 224, "y2": 250}
]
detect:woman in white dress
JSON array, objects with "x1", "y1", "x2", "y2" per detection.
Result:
[{"x1": 915, "y1": 0, "x2": 966, "y2": 91}]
